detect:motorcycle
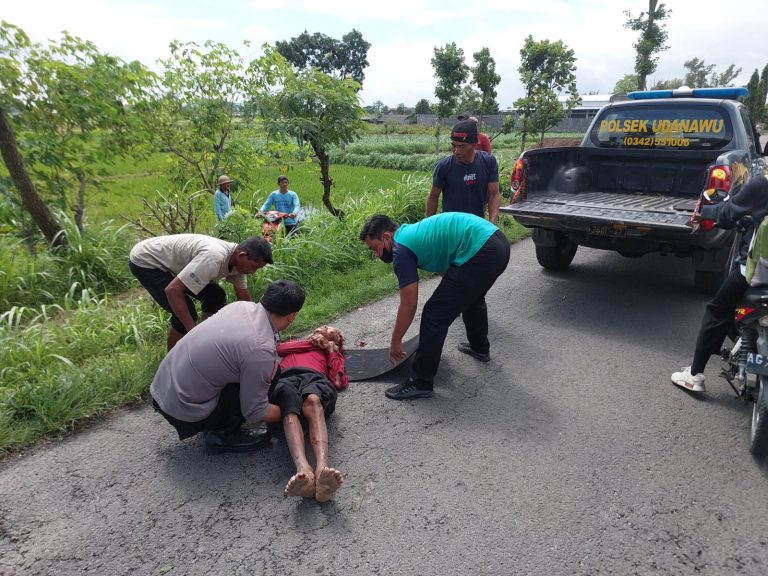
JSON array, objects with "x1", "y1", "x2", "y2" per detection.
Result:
[
  {"x1": 720, "y1": 283, "x2": 768, "y2": 457},
  {"x1": 257, "y1": 210, "x2": 290, "y2": 243}
]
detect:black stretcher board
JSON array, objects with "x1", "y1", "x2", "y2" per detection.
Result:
[{"x1": 344, "y1": 334, "x2": 420, "y2": 382}]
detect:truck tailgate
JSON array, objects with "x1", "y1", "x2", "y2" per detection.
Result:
[{"x1": 501, "y1": 191, "x2": 696, "y2": 231}]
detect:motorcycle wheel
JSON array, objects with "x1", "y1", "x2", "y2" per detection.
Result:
[{"x1": 749, "y1": 376, "x2": 768, "y2": 457}]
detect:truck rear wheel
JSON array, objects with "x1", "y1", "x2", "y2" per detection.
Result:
[{"x1": 535, "y1": 239, "x2": 578, "y2": 270}]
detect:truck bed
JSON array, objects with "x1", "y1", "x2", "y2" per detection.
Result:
[{"x1": 502, "y1": 190, "x2": 697, "y2": 231}]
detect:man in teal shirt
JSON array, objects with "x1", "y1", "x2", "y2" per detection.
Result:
[
  {"x1": 360, "y1": 212, "x2": 510, "y2": 400},
  {"x1": 260, "y1": 175, "x2": 301, "y2": 233}
]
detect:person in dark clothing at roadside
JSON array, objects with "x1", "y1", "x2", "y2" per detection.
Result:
[
  {"x1": 426, "y1": 119, "x2": 501, "y2": 224},
  {"x1": 360, "y1": 212, "x2": 510, "y2": 400},
  {"x1": 672, "y1": 176, "x2": 768, "y2": 392}
]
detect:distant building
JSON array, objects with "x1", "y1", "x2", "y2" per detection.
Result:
[{"x1": 414, "y1": 94, "x2": 624, "y2": 133}]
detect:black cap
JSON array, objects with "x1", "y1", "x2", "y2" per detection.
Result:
[{"x1": 450, "y1": 120, "x2": 478, "y2": 144}]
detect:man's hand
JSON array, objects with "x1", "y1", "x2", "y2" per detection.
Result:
[
  {"x1": 308, "y1": 333, "x2": 338, "y2": 353},
  {"x1": 390, "y1": 340, "x2": 406, "y2": 365}
]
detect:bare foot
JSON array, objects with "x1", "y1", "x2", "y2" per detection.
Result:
[
  {"x1": 284, "y1": 471, "x2": 315, "y2": 498},
  {"x1": 315, "y1": 466, "x2": 343, "y2": 502}
]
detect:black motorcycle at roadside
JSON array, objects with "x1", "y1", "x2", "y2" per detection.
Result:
[{"x1": 720, "y1": 285, "x2": 768, "y2": 457}]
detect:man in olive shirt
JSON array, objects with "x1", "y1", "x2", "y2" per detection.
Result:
[
  {"x1": 129, "y1": 234, "x2": 272, "y2": 350},
  {"x1": 151, "y1": 279, "x2": 305, "y2": 453}
]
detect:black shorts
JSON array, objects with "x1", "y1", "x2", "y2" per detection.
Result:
[
  {"x1": 268, "y1": 367, "x2": 337, "y2": 418},
  {"x1": 152, "y1": 383, "x2": 244, "y2": 440},
  {"x1": 129, "y1": 261, "x2": 227, "y2": 334}
]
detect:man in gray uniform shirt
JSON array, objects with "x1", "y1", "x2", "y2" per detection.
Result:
[
  {"x1": 151, "y1": 279, "x2": 305, "y2": 453},
  {"x1": 129, "y1": 233, "x2": 272, "y2": 350}
]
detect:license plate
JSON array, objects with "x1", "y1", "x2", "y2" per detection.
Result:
[
  {"x1": 746, "y1": 352, "x2": 768, "y2": 376},
  {"x1": 589, "y1": 224, "x2": 627, "y2": 237}
]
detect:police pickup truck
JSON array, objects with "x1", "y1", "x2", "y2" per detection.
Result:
[{"x1": 501, "y1": 87, "x2": 767, "y2": 293}]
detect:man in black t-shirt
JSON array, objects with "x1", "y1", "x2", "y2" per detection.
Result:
[{"x1": 426, "y1": 119, "x2": 501, "y2": 223}]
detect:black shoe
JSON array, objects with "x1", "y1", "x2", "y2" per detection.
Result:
[
  {"x1": 204, "y1": 426, "x2": 272, "y2": 454},
  {"x1": 385, "y1": 377, "x2": 433, "y2": 400},
  {"x1": 457, "y1": 342, "x2": 490, "y2": 363}
]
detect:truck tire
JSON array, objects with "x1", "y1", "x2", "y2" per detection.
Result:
[
  {"x1": 535, "y1": 239, "x2": 578, "y2": 270},
  {"x1": 693, "y1": 270, "x2": 723, "y2": 295},
  {"x1": 750, "y1": 376, "x2": 768, "y2": 457}
]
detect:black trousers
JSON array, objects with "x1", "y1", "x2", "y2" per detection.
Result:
[
  {"x1": 129, "y1": 261, "x2": 227, "y2": 334},
  {"x1": 411, "y1": 230, "x2": 511, "y2": 384},
  {"x1": 691, "y1": 269, "x2": 749, "y2": 374},
  {"x1": 153, "y1": 383, "x2": 244, "y2": 440}
]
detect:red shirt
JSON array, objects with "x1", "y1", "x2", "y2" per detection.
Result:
[
  {"x1": 276, "y1": 340, "x2": 348, "y2": 390},
  {"x1": 477, "y1": 133, "x2": 492, "y2": 153}
]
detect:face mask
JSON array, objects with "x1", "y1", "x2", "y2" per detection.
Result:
[{"x1": 380, "y1": 246, "x2": 394, "y2": 263}]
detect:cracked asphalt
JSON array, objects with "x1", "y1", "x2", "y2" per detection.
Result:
[{"x1": 2, "y1": 239, "x2": 768, "y2": 576}]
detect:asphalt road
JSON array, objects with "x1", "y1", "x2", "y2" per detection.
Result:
[{"x1": 2, "y1": 239, "x2": 768, "y2": 576}]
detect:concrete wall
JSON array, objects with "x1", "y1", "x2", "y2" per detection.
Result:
[{"x1": 414, "y1": 113, "x2": 596, "y2": 133}]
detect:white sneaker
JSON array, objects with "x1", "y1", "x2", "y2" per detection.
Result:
[{"x1": 671, "y1": 366, "x2": 706, "y2": 393}]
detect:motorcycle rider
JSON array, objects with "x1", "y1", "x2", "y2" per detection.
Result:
[{"x1": 672, "y1": 175, "x2": 768, "y2": 392}]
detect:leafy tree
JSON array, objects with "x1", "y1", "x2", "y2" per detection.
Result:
[
  {"x1": 0, "y1": 22, "x2": 153, "y2": 244},
  {"x1": 471, "y1": 47, "x2": 501, "y2": 124},
  {"x1": 257, "y1": 48, "x2": 363, "y2": 218},
  {"x1": 682, "y1": 58, "x2": 741, "y2": 88},
  {"x1": 624, "y1": 1, "x2": 671, "y2": 90},
  {"x1": 431, "y1": 43, "x2": 469, "y2": 121},
  {"x1": 712, "y1": 64, "x2": 742, "y2": 87},
  {"x1": 275, "y1": 29, "x2": 371, "y2": 84},
  {"x1": 746, "y1": 69, "x2": 762, "y2": 122},
  {"x1": 414, "y1": 99, "x2": 432, "y2": 114},
  {"x1": 514, "y1": 35, "x2": 580, "y2": 149},
  {"x1": 651, "y1": 78, "x2": 683, "y2": 90},
  {"x1": 455, "y1": 85, "x2": 483, "y2": 116},
  {"x1": 755, "y1": 64, "x2": 768, "y2": 124},
  {"x1": 395, "y1": 103, "x2": 408, "y2": 114},
  {"x1": 651, "y1": 61, "x2": 741, "y2": 92},
  {"x1": 683, "y1": 58, "x2": 715, "y2": 88},
  {"x1": 613, "y1": 74, "x2": 640, "y2": 94},
  {"x1": 150, "y1": 40, "x2": 261, "y2": 193}
]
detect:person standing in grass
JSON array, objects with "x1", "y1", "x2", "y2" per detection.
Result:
[
  {"x1": 129, "y1": 234, "x2": 272, "y2": 350},
  {"x1": 260, "y1": 175, "x2": 301, "y2": 234},
  {"x1": 151, "y1": 280, "x2": 305, "y2": 454},
  {"x1": 213, "y1": 174, "x2": 233, "y2": 221},
  {"x1": 272, "y1": 325, "x2": 347, "y2": 501},
  {"x1": 360, "y1": 212, "x2": 510, "y2": 401},
  {"x1": 426, "y1": 119, "x2": 501, "y2": 224}
]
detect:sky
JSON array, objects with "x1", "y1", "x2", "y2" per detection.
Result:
[{"x1": 4, "y1": 0, "x2": 768, "y2": 109}]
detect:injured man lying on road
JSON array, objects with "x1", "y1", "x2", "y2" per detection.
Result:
[{"x1": 270, "y1": 325, "x2": 348, "y2": 502}]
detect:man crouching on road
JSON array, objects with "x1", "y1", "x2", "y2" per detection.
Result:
[
  {"x1": 360, "y1": 212, "x2": 510, "y2": 400},
  {"x1": 151, "y1": 279, "x2": 305, "y2": 454}
]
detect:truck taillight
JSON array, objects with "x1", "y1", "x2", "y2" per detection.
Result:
[
  {"x1": 706, "y1": 165, "x2": 733, "y2": 192},
  {"x1": 696, "y1": 166, "x2": 733, "y2": 231},
  {"x1": 510, "y1": 158, "x2": 527, "y2": 203}
]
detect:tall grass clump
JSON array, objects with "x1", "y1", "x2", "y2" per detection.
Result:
[
  {"x1": 0, "y1": 212, "x2": 135, "y2": 315},
  {"x1": 0, "y1": 294, "x2": 166, "y2": 452}
]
